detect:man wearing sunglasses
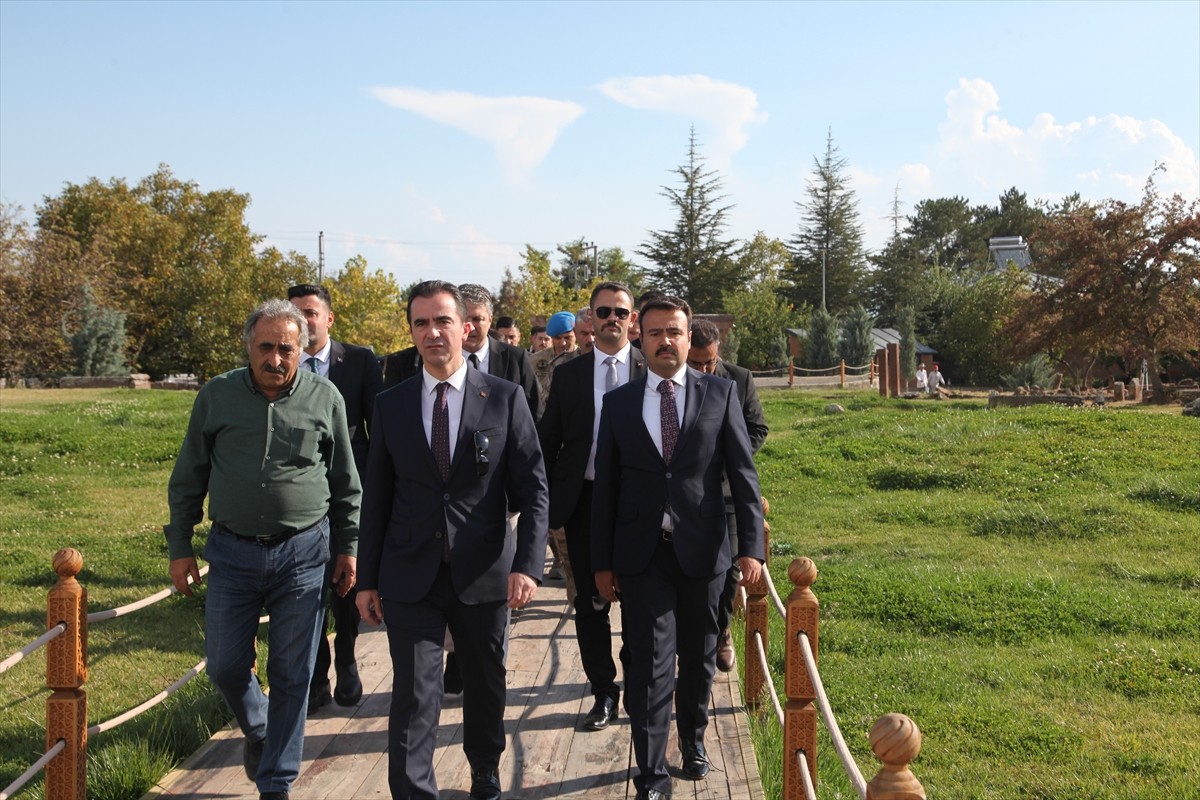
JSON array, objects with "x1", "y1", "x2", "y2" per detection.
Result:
[
  {"x1": 356, "y1": 280, "x2": 549, "y2": 800},
  {"x1": 538, "y1": 281, "x2": 645, "y2": 733}
]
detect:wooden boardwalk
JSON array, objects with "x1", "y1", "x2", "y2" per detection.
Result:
[{"x1": 145, "y1": 576, "x2": 766, "y2": 800}]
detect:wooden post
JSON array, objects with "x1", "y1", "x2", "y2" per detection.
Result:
[
  {"x1": 886, "y1": 343, "x2": 901, "y2": 398},
  {"x1": 743, "y1": 517, "x2": 770, "y2": 708},
  {"x1": 876, "y1": 348, "x2": 888, "y2": 397},
  {"x1": 783, "y1": 558, "x2": 819, "y2": 797},
  {"x1": 788, "y1": 360, "x2": 794, "y2": 388},
  {"x1": 46, "y1": 547, "x2": 88, "y2": 800},
  {"x1": 839, "y1": 359, "x2": 846, "y2": 388},
  {"x1": 869, "y1": 358, "x2": 875, "y2": 387},
  {"x1": 866, "y1": 713, "x2": 926, "y2": 799}
]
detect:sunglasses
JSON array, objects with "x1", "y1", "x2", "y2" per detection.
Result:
[
  {"x1": 593, "y1": 306, "x2": 631, "y2": 320},
  {"x1": 474, "y1": 430, "x2": 490, "y2": 477}
]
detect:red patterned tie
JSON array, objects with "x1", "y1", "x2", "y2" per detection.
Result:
[
  {"x1": 433, "y1": 382, "x2": 451, "y2": 481},
  {"x1": 658, "y1": 379, "x2": 679, "y2": 464}
]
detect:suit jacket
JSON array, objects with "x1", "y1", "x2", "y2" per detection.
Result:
[
  {"x1": 326, "y1": 339, "x2": 383, "y2": 475},
  {"x1": 714, "y1": 360, "x2": 768, "y2": 454},
  {"x1": 537, "y1": 347, "x2": 646, "y2": 529},
  {"x1": 382, "y1": 339, "x2": 540, "y2": 418},
  {"x1": 358, "y1": 367, "x2": 549, "y2": 605},
  {"x1": 591, "y1": 368, "x2": 765, "y2": 579}
]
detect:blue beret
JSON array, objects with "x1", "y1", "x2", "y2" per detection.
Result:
[{"x1": 547, "y1": 311, "x2": 576, "y2": 337}]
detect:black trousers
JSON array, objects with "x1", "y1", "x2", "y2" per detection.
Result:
[
  {"x1": 621, "y1": 537, "x2": 722, "y2": 795},
  {"x1": 381, "y1": 565, "x2": 509, "y2": 800},
  {"x1": 311, "y1": 555, "x2": 360, "y2": 691},
  {"x1": 715, "y1": 510, "x2": 740, "y2": 634},
  {"x1": 563, "y1": 480, "x2": 621, "y2": 700}
]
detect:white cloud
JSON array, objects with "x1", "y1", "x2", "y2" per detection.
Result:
[
  {"x1": 369, "y1": 87, "x2": 584, "y2": 184},
  {"x1": 597, "y1": 74, "x2": 767, "y2": 170}
]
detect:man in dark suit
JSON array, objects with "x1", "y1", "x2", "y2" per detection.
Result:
[
  {"x1": 356, "y1": 280, "x2": 549, "y2": 800},
  {"x1": 592, "y1": 296, "x2": 765, "y2": 800},
  {"x1": 686, "y1": 318, "x2": 768, "y2": 673},
  {"x1": 538, "y1": 281, "x2": 644, "y2": 732},
  {"x1": 382, "y1": 285, "x2": 539, "y2": 421},
  {"x1": 288, "y1": 283, "x2": 382, "y2": 712}
]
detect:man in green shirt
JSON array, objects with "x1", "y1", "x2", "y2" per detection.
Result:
[{"x1": 165, "y1": 299, "x2": 361, "y2": 800}]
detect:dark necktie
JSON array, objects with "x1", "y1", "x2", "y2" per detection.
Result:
[
  {"x1": 305, "y1": 356, "x2": 319, "y2": 373},
  {"x1": 432, "y1": 382, "x2": 451, "y2": 482},
  {"x1": 468, "y1": 352, "x2": 479, "y2": 370},
  {"x1": 658, "y1": 379, "x2": 679, "y2": 464},
  {"x1": 604, "y1": 356, "x2": 618, "y2": 392}
]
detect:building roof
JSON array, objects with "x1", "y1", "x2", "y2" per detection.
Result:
[{"x1": 785, "y1": 327, "x2": 937, "y2": 355}]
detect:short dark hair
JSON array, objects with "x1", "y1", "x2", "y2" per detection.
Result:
[
  {"x1": 636, "y1": 289, "x2": 668, "y2": 310},
  {"x1": 287, "y1": 283, "x2": 333, "y2": 310},
  {"x1": 530, "y1": 325, "x2": 547, "y2": 335},
  {"x1": 458, "y1": 283, "x2": 495, "y2": 313},
  {"x1": 690, "y1": 319, "x2": 721, "y2": 348},
  {"x1": 589, "y1": 280, "x2": 634, "y2": 308},
  {"x1": 406, "y1": 280, "x2": 466, "y2": 323},
  {"x1": 639, "y1": 295, "x2": 692, "y2": 326},
  {"x1": 496, "y1": 316, "x2": 516, "y2": 329}
]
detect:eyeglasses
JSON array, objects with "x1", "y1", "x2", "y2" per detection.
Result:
[
  {"x1": 593, "y1": 306, "x2": 631, "y2": 320},
  {"x1": 473, "y1": 430, "x2": 490, "y2": 477}
]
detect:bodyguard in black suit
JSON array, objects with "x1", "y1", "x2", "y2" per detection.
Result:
[
  {"x1": 686, "y1": 318, "x2": 768, "y2": 673},
  {"x1": 538, "y1": 281, "x2": 645, "y2": 731},
  {"x1": 288, "y1": 284, "x2": 383, "y2": 711},
  {"x1": 356, "y1": 281, "x2": 549, "y2": 800},
  {"x1": 592, "y1": 296, "x2": 765, "y2": 800}
]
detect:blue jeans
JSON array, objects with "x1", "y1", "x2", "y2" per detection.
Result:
[{"x1": 203, "y1": 518, "x2": 329, "y2": 793}]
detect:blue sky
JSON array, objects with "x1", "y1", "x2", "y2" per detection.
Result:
[{"x1": 2, "y1": 0, "x2": 1197, "y2": 289}]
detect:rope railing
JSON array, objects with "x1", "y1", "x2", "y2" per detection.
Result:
[
  {"x1": 1, "y1": 547, "x2": 215, "y2": 800},
  {"x1": 786, "y1": 359, "x2": 876, "y2": 389},
  {"x1": 0, "y1": 624, "x2": 66, "y2": 676},
  {"x1": 740, "y1": 518, "x2": 926, "y2": 799},
  {"x1": 87, "y1": 565, "x2": 210, "y2": 622}
]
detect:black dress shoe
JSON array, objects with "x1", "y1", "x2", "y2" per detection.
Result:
[
  {"x1": 580, "y1": 694, "x2": 617, "y2": 731},
  {"x1": 443, "y1": 652, "x2": 463, "y2": 695},
  {"x1": 307, "y1": 682, "x2": 332, "y2": 716},
  {"x1": 681, "y1": 743, "x2": 710, "y2": 780},
  {"x1": 635, "y1": 790, "x2": 668, "y2": 800},
  {"x1": 468, "y1": 766, "x2": 502, "y2": 800},
  {"x1": 259, "y1": 793, "x2": 289, "y2": 800},
  {"x1": 334, "y1": 662, "x2": 363, "y2": 706},
  {"x1": 243, "y1": 736, "x2": 264, "y2": 781}
]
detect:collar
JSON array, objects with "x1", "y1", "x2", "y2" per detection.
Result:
[
  {"x1": 593, "y1": 341, "x2": 632, "y2": 365},
  {"x1": 647, "y1": 365, "x2": 687, "y2": 391},
  {"x1": 306, "y1": 338, "x2": 333, "y2": 365},
  {"x1": 422, "y1": 359, "x2": 469, "y2": 395}
]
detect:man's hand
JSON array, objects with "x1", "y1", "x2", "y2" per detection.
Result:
[
  {"x1": 170, "y1": 557, "x2": 202, "y2": 597},
  {"x1": 356, "y1": 589, "x2": 383, "y2": 626},
  {"x1": 595, "y1": 569, "x2": 620, "y2": 604},
  {"x1": 737, "y1": 557, "x2": 763, "y2": 589},
  {"x1": 332, "y1": 555, "x2": 357, "y2": 597},
  {"x1": 507, "y1": 572, "x2": 537, "y2": 610}
]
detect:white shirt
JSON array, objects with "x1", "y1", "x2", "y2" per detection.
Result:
[
  {"x1": 644, "y1": 366, "x2": 687, "y2": 530},
  {"x1": 421, "y1": 360, "x2": 469, "y2": 461},
  {"x1": 464, "y1": 341, "x2": 491, "y2": 375},
  {"x1": 304, "y1": 338, "x2": 333, "y2": 378},
  {"x1": 585, "y1": 342, "x2": 633, "y2": 480}
]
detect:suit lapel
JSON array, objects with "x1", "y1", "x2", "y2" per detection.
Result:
[
  {"x1": 327, "y1": 340, "x2": 346, "y2": 382},
  {"x1": 399, "y1": 377, "x2": 442, "y2": 479},
  {"x1": 678, "y1": 368, "x2": 707, "y2": 445},
  {"x1": 453, "y1": 368, "x2": 489, "y2": 476}
]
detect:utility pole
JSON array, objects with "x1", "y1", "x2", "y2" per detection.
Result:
[{"x1": 318, "y1": 231, "x2": 325, "y2": 283}]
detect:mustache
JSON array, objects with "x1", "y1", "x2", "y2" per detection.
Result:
[
  {"x1": 656, "y1": 347, "x2": 677, "y2": 356},
  {"x1": 262, "y1": 364, "x2": 288, "y2": 375}
]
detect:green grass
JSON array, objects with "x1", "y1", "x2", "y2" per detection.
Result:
[
  {"x1": 3, "y1": 387, "x2": 1199, "y2": 798},
  {"x1": 0, "y1": 389, "x2": 228, "y2": 799},
  {"x1": 745, "y1": 390, "x2": 1200, "y2": 798}
]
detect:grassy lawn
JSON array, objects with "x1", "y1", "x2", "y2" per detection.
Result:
[
  {"x1": 0, "y1": 389, "x2": 225, "y2": 800},
  {"x1": 2, "y1": 387, "x2": 1198, "y2": 798},
  {"x1": 745, "y1": 390, "x2": 1200, "y2": 798}
]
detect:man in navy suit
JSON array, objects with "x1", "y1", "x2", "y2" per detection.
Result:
[
  {"x1": 538, "y1": 281, "x2": 645, "y2": 732},
  {"x1": 356, "y1": 280, "x2": 549, "y2": 800},
  {"x1": 592, "y1": 295, "x2": 765, "y2": 800},
  {"x1": 288, "y1": 283, "x2": 382, "y2": 712}
]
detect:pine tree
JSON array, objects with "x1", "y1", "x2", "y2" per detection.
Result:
[
  {"x1": 67, "y1": 285, "x2": 127, "y2": 376},
  {"x1": 785, "y1": 129, "x2": 868, "y2": 314},
  {"x1": 838, "y1": 305, "x2": 875, "y2": 367},
  {"x1": 804, "y1": 307, "x2": 840, "y2": 369},
  {"x1": 897, "y1": 305, "x2": 917, "y2": 382},
  {"x1": 638, "y1": 128, "x2": 743, "y2": 312}
]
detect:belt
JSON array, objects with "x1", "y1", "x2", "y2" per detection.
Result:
[
  {"x1": 214, "y1": 522, "x2": 300, "y2": 548},
  {"x1": 661, "y1": 529, "x2": 674, "y2": 542}
]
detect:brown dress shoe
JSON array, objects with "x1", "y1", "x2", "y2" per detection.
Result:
[{"x1": 716, "y1": 628, "x2": 736, "y2": 673}]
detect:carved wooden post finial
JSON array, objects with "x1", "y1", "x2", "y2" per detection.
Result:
[
  {"x1": 866, "y1": 713, "x2": 926, "y2": 799},
  {"x1": 46, "y1": 547, "x2": 88, "y2": 800},
  {"x1": 783, "y1": 557, "x2": 819, "y2": 798}
]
